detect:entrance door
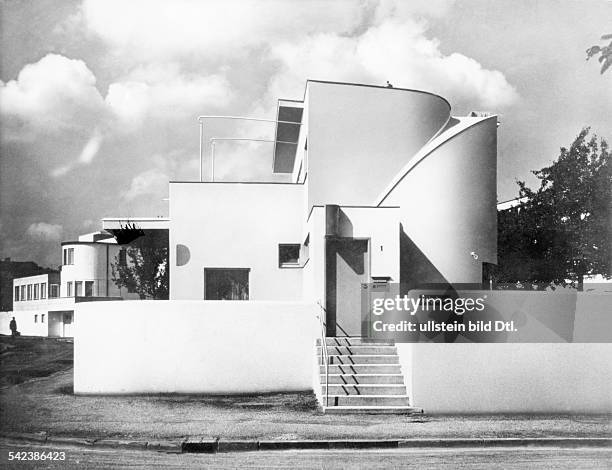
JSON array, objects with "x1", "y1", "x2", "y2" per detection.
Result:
[{"x1": 326, "y1": 238, "x2": 369, "y2": 336}]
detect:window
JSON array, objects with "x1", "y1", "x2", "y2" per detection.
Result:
[
  {"x1": 14, "y1": 286, "x2": 19, "y2": 302},
  {"x1": 33, "y1": 283, "x2": 39, "y2": 300},
  {"x1": 20, "y1": 285, "x2": 26, "y2": 301},
  {"x1": 41, "y1": 314, "x2": 45, "y2": 323},
  {"x1": 34, "y1": 314, "x2": 38, "y2": 323},
  {"x1": 41, "y1": 283, "x2": 47, "y2": 299},
  {"x1": 75, "y1": 281, "x2": 83, "y2": 297},
  {"x1": 67, "y1": 282, "x2": 74, "y2": 297},
  {"x1": 279, "y1": 244, "x2": 301, "y2": 267},
  {"x1": 63, "y1": 313, "x2": 73, "y2": 324},
  {"x1": 204, "y1": 268, "x2": 249, "y2": 300},
  {"x1": 119, "y1": 248, "x2": 127, "y2": 266},
  {"x1": 63, "y1": 247, "x2": 74, "y2": 265},
  {"x1": 85, "y1": 281, "x2": 94, "y2": 297},
  {"x1": 50, "y1": 284, "x2": 59, "y2": 298},
  {"x1": 27, "y1": 284, "x2": 32, "y2": 300}
]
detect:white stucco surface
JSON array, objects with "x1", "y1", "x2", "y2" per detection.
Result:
[
  {"x1": 74, "y1": 300, "x2": 318, "y2": 394},
  {"x1": 409, "y1": 343, "x2": 612, "y2": 413},
  {"x1": 169, "y1": 183, "x2": 305, "y2": 301}
]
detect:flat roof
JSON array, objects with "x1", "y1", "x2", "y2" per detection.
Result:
[{"x1": 101, "y1": 218, "x2": 170, "y2": 230}]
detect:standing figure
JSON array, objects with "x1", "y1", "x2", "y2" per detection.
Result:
[{"x1": 9, "y1": 317, "x2": 18, "y2": 337}]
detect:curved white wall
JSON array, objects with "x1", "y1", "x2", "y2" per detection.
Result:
[
  {"x1": 306, "y1": 82, "x2": 450, "y2": 208},
  {"x1": 382, "y1": 118, "x2": 497, "y2": 284},
  {"x1": 61, "y1": 243, "x2": 127, "y2": 297}
]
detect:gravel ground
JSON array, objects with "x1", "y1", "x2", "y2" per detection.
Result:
[{"x1": 1, "y1": 370, "x2": 610, "y2": 441}]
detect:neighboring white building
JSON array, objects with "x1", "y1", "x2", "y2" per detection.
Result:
[{"x1": 3, "y1": 231, "x2": 143, "y2": 338}]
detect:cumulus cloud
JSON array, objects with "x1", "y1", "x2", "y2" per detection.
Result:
[
  {"x1": 79, "y1": 0, "x2": 363, "y2": 61},
  {"x1": 0, "y1": 54, "x2": 106, "y2": 138},
  {"x1": 105, "y1": 70, "x2": 233, "y2": 129},
  {"x1": 25, "y1": 222, "x2": 63, "y2": 241},
  {"x1": 123, "y1": 168, "x2": 169, "y2": 201},
  {"x1": 263, "y1": 19, "x2": 518, "y2": 111}
]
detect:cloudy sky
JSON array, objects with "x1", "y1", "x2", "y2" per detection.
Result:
[{"x1": 1, "y1": 0, "x2": 610, "y2": 267}]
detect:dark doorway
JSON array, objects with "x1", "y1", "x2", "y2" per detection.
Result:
[{"x1": 325, "y1": 238, "x2": 369, "y2": 336}]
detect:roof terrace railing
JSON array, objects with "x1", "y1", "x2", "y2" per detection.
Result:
[{"x1": 197, "y1": 116, "x2": 302, "y2": 182}]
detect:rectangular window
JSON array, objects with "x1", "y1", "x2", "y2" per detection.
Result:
[
  {"x1": 85, "y1": 281, "x2": 94, "y2": 297},
  {"x1": 20, "y1": 285, "x2": 26, "y2": 300},
  {"x1": 33, "y1": 283, "x2": 39, "y2": 300},
  {"x1": 41, "y1": 283, "x2": 47, "y2": 299},
  {"x1": 14, "y1": 286, "x2": 19, "y2": 302},
  {"x1": 27, "y1": 284, "x2": 32, "y2": 300},
  {"x1": 119, "y1": 248, "x2": 127, "y2": 266},
  {"x1": 41, "y1": 314, "x2": 45, "y2": 323},
  {"x1": 63, "y1": 247, "x2": 74, "y2": 265},
  {"x1": 34, "y1": 314, "x2": 38, "y2": 323},
  {"x1": 204, "y1": 268, "x2": 249, "y2": 300},
  {"x1": 75, "y1": 281, "x2": 83, "y2": 297},
  {"x1": 67, "y1": 282, "x2": 73, "y2": 297},
  {"x1": 50, "y1": 284, "x2": 59, "y2": 298},
  {"x1": 279, "y1": 244, "x2": 301, "y2": 267}
]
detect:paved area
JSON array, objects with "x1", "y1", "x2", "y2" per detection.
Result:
[
  {"x1": 2, "y1": 440, "x2": 611, "y2": 469},
  {"x1": 1, "y1": 369, "x2": 610, "y2": 441}
]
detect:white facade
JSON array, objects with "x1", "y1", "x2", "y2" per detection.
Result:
[{"x1": 72, "y1": 80, "x2": 611, "y2": 413}]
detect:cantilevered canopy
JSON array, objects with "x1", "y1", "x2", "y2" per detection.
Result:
[{"x1": 273, "y1": 100, "x2": 303, "y2": 173}]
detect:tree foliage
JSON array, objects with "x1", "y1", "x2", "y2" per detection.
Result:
[
  {"x1": 111, "y1": 232, "x2": 169, "y2": 300},
  {"x1": 495, "y1": 128, "x2": 611, "y2": 288},
  {"x1": 586, "y1": 33, "x2": 612, "y2": 74}
]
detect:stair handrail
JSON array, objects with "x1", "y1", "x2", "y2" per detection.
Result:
[{"x1": 316, "y1": 301, "x2": 330, "y2": 408}]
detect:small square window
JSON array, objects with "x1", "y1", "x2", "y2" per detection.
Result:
[{"x1": 279, "y1": 244, "x2": 301, "y2": 267}]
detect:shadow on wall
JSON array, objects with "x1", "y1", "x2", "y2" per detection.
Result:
[{"x1": 399, "y1": 225, "x2": 448, "y2": 293}]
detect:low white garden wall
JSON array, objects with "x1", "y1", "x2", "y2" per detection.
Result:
[
  {"x1": 399, "y1": 291, "x2": 612, "y2": 413},
  {"x1": 74, "y1": 300, "x2": 318, "y2": 394}
]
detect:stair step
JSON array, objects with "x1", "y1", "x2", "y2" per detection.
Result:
[
  {"x1": 318, "y1": 338, "x2": 395, "y2": 347},
  {"x1": 318, "y1": 346, "x2": 397, "y2": 355},
  {"x1": 327, "y1": 355, "x2": 399, "y2": 365},
  {"x1": 323, "y1": 406, "x2": 423, "y2": 415},
  {"x1": 321, "y1": 374, "x2": 405, "y2": 384},
  {"x1": 322, "y1": 385, "x2": 407, "y2": 395},
  {"x1": 320, "y1": 364, "x2": 402, "y2": 374},
  {"x1": 324, "y1": 395, "x2": 410, "y2": 407}
]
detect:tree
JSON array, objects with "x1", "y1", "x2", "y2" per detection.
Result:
[
  {"x1": 111, "y1": 231, "x2": 169, "y2": 299},
  {"x1": 586, "y1": 33, "x2": 612, "y2": 74},
  {"x1": 495, "y1": 128, "x2": 611, "y2": 289}
]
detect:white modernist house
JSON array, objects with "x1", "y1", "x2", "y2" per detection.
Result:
[
  {"x1": 75, "y1": 81, "x2": 611, "y2": 414},
  {"x1": 5, "y1": 230, "x2": 145, "y2": 337}
]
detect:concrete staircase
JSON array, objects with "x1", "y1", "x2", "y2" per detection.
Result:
[{"x1": 316, "y1": 337, "x2": 422, "y2": 414}]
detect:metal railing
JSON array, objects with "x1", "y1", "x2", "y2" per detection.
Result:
[
  {"x1": 317, "y1": 301, "x2": 330, "y2": 408},
  {"x1": 197, "y1": 115, "x2": 302, "y2": 182}
]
